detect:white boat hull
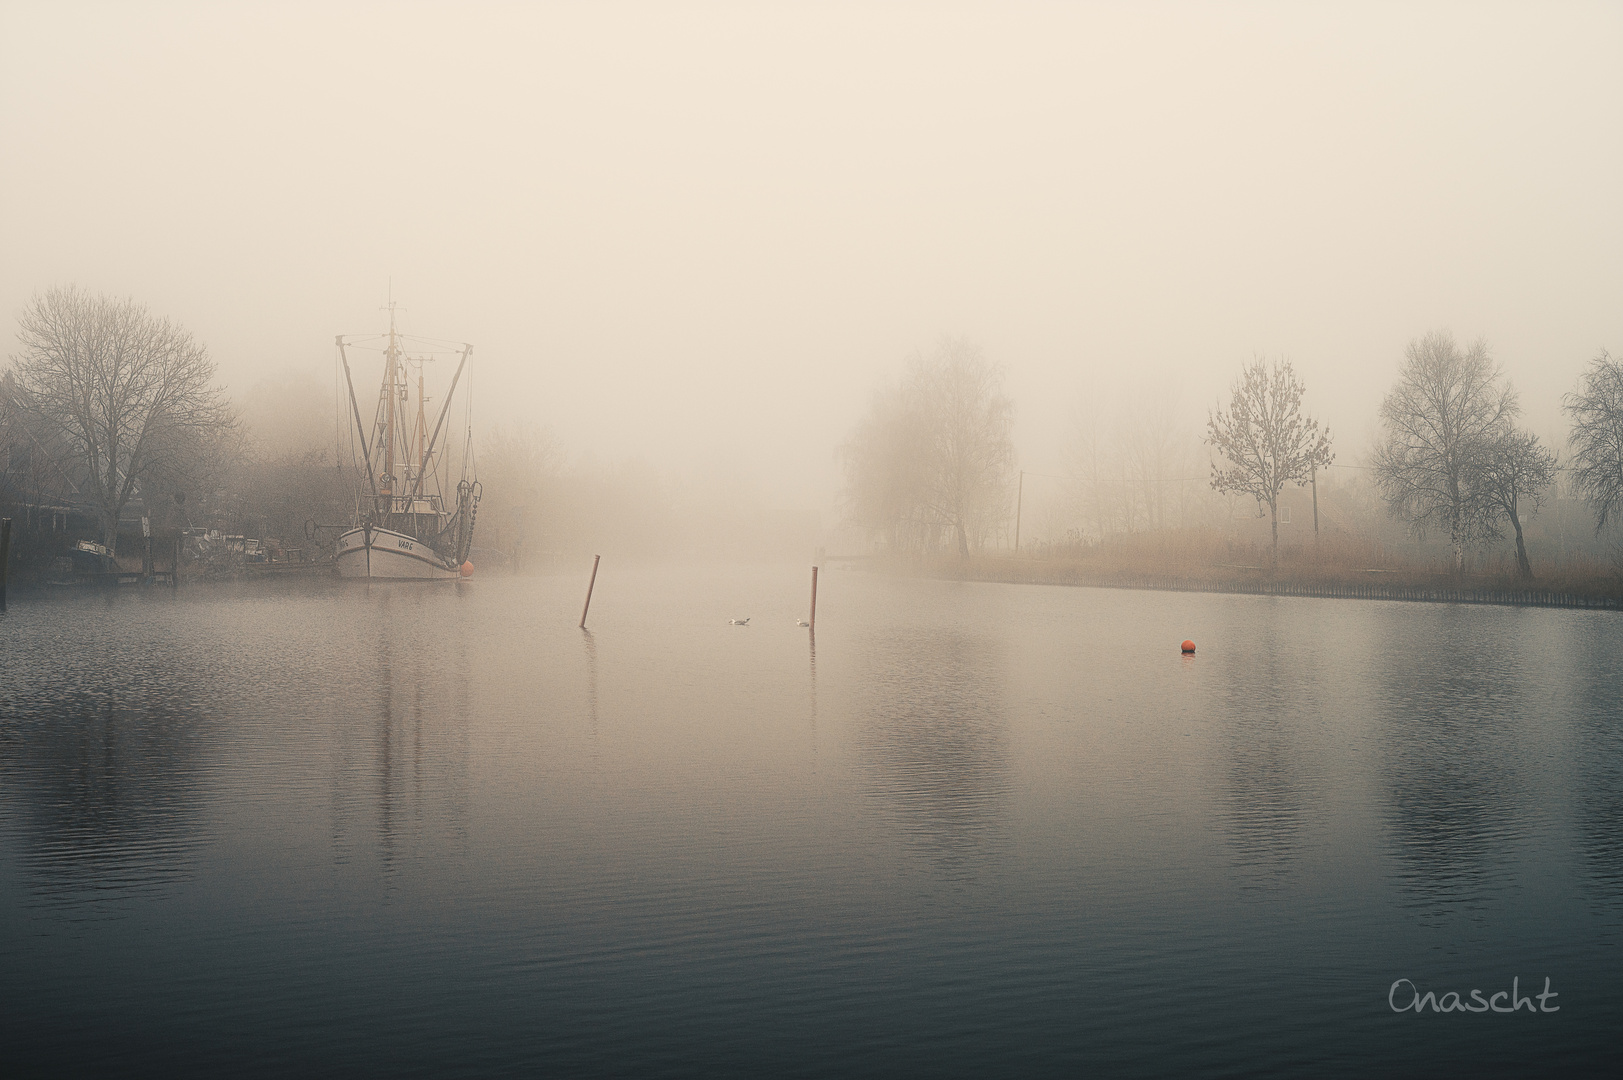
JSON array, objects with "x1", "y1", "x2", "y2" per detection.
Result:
[{"x1": 336, "y1": 526, "x2": 460, "y2": 580}]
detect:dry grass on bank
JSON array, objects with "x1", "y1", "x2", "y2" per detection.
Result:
[{"x1": 884, "y1": 529, "x2": 1623, "y2": 604}]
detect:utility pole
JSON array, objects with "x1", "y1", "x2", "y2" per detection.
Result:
[
  {"x1": 1311, "y1": 467, "x2": 1320, "y2": 539},
  {"x1": 1014, "y1": 470, "x2": 1024, "y2": 553}
]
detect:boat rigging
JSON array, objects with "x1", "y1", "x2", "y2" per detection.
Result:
[{"x1": 334, "y1": 301, "x2": 481, "y2": 580}]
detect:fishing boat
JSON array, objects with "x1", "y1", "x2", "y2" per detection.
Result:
[{"x1": 335, "y1": 302, "x2": 480, "y2": 580}]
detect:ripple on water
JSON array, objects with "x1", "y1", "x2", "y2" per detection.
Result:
[{"x1": 1, "y1": 574, "x2": 1621, "y2": 1076}]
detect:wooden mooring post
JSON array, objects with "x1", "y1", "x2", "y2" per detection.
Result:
[
  {"x1": 579, "y1": 554, "x2": 600, "y2": 629},
  {"x1": 809, "y1": 565, "x2": 819, "y2": 633}
]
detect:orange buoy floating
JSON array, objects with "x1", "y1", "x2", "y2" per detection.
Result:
[
  {"x1": 460, "y1": 560, "x2": 474, "y2": 578},
  {"x1": 1181, "y1": 639, "x2": 1196, "y2": 654}
]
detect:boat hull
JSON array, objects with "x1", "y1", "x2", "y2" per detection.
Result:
[{"x1": 336, "y1": 526, "x2": 460, "y2": 580}]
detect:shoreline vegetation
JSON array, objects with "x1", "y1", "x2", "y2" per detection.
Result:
[
  {"x1": 882, "y1": 532, "x2": 1623, "y2": 611},
  {"x1": 836, "y1": 337, "x2": 1623, "y2": 616}
]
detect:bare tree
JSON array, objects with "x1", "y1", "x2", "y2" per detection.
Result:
[
  {"x1": 2, "y1": 371, "x2": 80, "y2": 511},
  {"x1": 1121, "y1": 384, "x2": 1202, "y2": 533},
  {"x1": 915, "y1": 339, "x2": 1016, "y2": 555},
  {"x1": 1471, "y1": 427, "x2": 1557, "y2": 580},
  {"x1": 840, "y1": 382, "x2": 933, "y2": 550},
  {"x1": 1067, "y1": 381, "x2": 1207, "y2": 541},
  {"x1": 1206, "y1": 357, "x2": 1333, "y2": 569},
  {"x1": 1563, "y1": 348, "x2": 1623, "y2": 533},
  {"x1": 8, "y1": 286, "x2": 233, "y2": 554},
  {"x1": 1373, "y1": 331, "x2": 1515, "y2": 572},
  {"x1": 1066, "y1": 400, "x2": 1112, "y2": 541},
  {"x1": 841, "y1": 337, "x2": 1015, "y2": 556}
]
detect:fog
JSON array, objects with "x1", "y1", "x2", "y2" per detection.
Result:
[{"x1": 4, "y1": 0, "x2": 1620, "y2": 526}]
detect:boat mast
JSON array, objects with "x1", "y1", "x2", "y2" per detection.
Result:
[
  {"x1": 412, "y1": 344, "x2": 471, "y2": 498},
  {"x1": 382, "y1": 300, "x2": 398, "y2": 504},
  {"x1": 336, "y1": 337, "x2": 379, "y2": 501},
  {"x1": 417, "y1": 370, "x2": 428, "y2": 496}
]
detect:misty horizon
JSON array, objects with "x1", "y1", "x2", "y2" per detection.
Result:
[
  {"x1": 5, "y1": 6, "x2": 1623, "y2": 1075},
  {"x1": 4, "y1": 1, "x2": 1618, "y2": 521}
]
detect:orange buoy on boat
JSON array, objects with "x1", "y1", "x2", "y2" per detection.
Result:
[
  {"x1": 1181, "y1": 640, "x2": 1196, "y2": 654},
  {"x1": 460, "y1": 561, "x2": 474, "y2": 578}
]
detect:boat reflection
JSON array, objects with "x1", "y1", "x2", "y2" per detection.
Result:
[{"x1": 325, "y1": 594, "x2": 473, "y2": 876}]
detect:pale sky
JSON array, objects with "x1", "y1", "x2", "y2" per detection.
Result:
[{"x1": 3, "y1": 1, "x2": 1619, "y2": 511}]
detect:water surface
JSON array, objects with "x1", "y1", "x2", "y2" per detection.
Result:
[{"x1": 1, "y1": 565, "x2": 1618, "y2": 1075}]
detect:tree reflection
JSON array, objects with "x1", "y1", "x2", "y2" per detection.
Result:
[
  {"x1": 1376, "y1": 618, "x2": 1527, "y2": 918},
  {"x1": 853, "y1": 628, "x2": 1010, "y2": 874},
  {"x1": 1215, "y1": 627, "x2": 1307, "y2": 887},
  {"x1": 1570, "y1": 633, "x2": 1623, "y2": 912},
  {"x1": 0, "y1": 662, "x2": 211, "y2": 907}
]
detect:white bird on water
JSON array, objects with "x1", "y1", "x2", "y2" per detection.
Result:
[
  {"x1": 730, "y1": 618, "x2": 751, "y2": 626},
  {"x1": 796, "y1": 619, "x2": 810, "y2": 627}
]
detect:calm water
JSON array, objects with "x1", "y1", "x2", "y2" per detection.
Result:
[{"x1": 1, "y1": 565, "x2": 1619, "y2": 1077}]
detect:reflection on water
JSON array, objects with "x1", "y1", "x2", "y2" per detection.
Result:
[
  {"x1": 582, "y1": 628, "x2": 599, "y2": 733},
  {"x1": 808, "y1": 630, "x2": 818, "y2": 749},
  {"x1": 327, "y1": 596, "x2": 473, "y2": 875},
  {"x1": 1216, "y1": 617, "x2": 1307, "y2": 886},
  {"x1": 853, "y1": 627, "x2": 1009, "y2": 872},
  {"x1": 1, "y1": 572, "x2": 1620, "y2": 1077},
  {"x1": 1375, "y1": 614, "x2": 1529, "y2": 917},
  {"x1": 1579, "y1": 731, "x2": 1623, "y2": 909},
  {"x1": 376, "y1": 626, "x2": 399, "y2": 863},
  {"x1": 0, "y1": 622, "x2": 212, "y2": 908},
  {"x1": 1572, "y1": 630, "x2": 1623, "y2": 910},
  {"x1": 1, "y1": 690, "x2": 207, "y2": 905}
]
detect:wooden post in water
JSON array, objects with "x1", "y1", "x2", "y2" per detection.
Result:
[
  {"x1": 579, "y1": 554, "x2": 600, "y2": 629},
  {"x1": 1, "y1": 517, "x2": 11, "y2": 612},
  {"x1": 809, "y1": 565, "x2": 819, "y2": 633}
]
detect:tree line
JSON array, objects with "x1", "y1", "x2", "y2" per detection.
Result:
[
  {"x1": 6, "y1": 285, "x2": 1623, "y2": 584},
  {"x1": 839, "y1": 338, "x2": 1015, "y2": 557},
  {"x1": 1, "y1": 286, "x2": 819, "y2": 576},
  {"x1": 3, "y1": 287, "x2": 235, "y2": 553},
  {"x1": 842, "y1": 329, "x2": 1623, "y2": 582},
  {"x1": 1, "y1": 287, "x2": 357, "y2": 576}
]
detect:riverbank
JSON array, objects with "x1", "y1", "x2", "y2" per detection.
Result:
[
  {"x1": 0, "y1": 559, "x2": 337, "y2": 601},
  {"x1": 892, "y1": 536, "x2": 1623, "y2": 611}
]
